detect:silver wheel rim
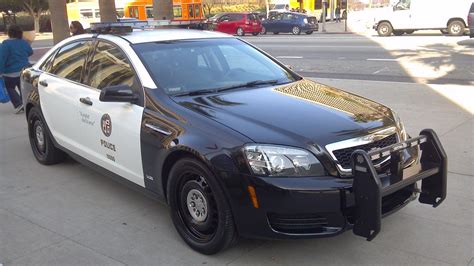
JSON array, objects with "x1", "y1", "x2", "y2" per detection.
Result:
[
  {"x1": 186, "y1": 189, "x2": 208, "y2": 222},
  {"x1": 35, "y1": 124, "x2": 45, "y2": 151},
  {"x1": 293, "y1": 27, "x2": 299, "y2": 34},
  {"x1": 237, "y1": 28, "x2": 243, "y2": 35},
  {"x1": 381, "y1": 25, "x2": 388, "y2": 34},
  {"x1": 451, "y1": 24, "x2": 461, "y2": 34}
]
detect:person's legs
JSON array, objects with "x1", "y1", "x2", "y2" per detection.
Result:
[{"x1": 4, "y1": 76, "x2": 22, "y2": 108}]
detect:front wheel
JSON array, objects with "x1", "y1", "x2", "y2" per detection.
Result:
[
  {"x1": 27, "y1": 107, "x2": 67, "y2": 165},
  {"x1": 261, "y1": 27, "x2": 267, "y2": 34},
  {"x1": 447, "y1": 20, "x2": 464, "y2": 36},
  {"x1": 377, "y1": 22, "x2": 393, "y2": 36},
  {"x1": 252, "y1": 32, "x2": 259, "y2": 36},
  {"x1": 405, "y1": 30, "x2": 414, "y2": 34},
  {"x1": 236, "y1": 27, "x2": 244, "y2": 36},
  {"x1": 292, "y1": 26, "x2": 301, "y2": 35},
  {"x1": 167, "y1": 158, "x2": 237, "y2": 255}
]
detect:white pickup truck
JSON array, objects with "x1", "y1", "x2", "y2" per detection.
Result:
[{"x1": 374, "y1": 0, "x2": 471, "y2": 36}]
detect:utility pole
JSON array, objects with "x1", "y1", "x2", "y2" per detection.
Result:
[
  {"x1": 48, "y1": 0, "x2": 70, "y2": 44},
  {"x1": 99, "y1": 0, "x2": 117, "y2": 22},
  {"x1": 322, "y1": 0, "x2": 327, "y2": 32}
]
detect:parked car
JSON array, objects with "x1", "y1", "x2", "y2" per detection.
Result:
[
  {"x1": 262, "y1": 12, "x2": 318, "y2": 35},
  {"x1": 207, "y1": 12, "x2": 262, "y2": 36},
  {"x1": 374, "y1": 0, "x2": 471, "y2": 36},
  {"x1": 468, "y1": 2, "x2": 474, "y2": 37},
  {"x1": 21, "y1": 22, "x2": 447, "y2": 255}
]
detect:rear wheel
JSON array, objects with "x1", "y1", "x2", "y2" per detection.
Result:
[
  {"x1": 273, "y1": 31, "x2": 279, "y2": 34},
  {"x1": 167, "y1": 158, "x2": 237, "y2": 255},
  {"x1": 292, "y1": 26, "x2": 301, "y2": 35},
  {"x1": 305, "y1": 31, "x2": 313, "y2": 35},
  {"x1": 393, "y1": 30, "x2": 404, "y2": 36},
  {"x1": 377, "y1": 22, "x2": 393, "y2": 36},
  {"x1": 27, "y1": 107, "x2": 67, "y2": 165},
  {"x1": 440, "y1": 29, "x2": 448, "y2": 34},
  {"x1": 447, "y1": 20, "x2": 464, "y2": 36},
  {"x1": 252, "y1": 32, "x2": 259, "y2": 36},
  {"x1": 261, "y1": 27, "x2": 267, "y2": 34},
  {"x1": 236, "y1": 27, "x2": 244, "y2": 36},
  {"x1": 405, "y1": 30, "x2": 414, "y2": 34}
]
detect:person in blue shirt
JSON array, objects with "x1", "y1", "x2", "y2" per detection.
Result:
[{"x1": 0, "y1": 25, "x2": 33, "y2": 113}]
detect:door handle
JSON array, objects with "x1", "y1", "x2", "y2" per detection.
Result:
[
  {"x1": 39, "y1": 80, "x2": 48, "y2": 87},
  {"x1": 145, "y1": 123, "x2": 171, "y2": 136},
  {"x1": 79, "y1": 97, "x2": 93, "y2": 106}
]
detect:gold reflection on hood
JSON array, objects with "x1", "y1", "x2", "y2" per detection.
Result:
[{"x1": 273, "y1": 80, "x2": 391, "y2": 123}]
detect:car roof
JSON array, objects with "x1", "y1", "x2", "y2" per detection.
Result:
[{"x1": 115, "y1": 29, "x2": 233, "y2": 44}]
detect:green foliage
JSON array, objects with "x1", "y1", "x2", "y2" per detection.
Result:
[
  {"x1": 0, "y1": 14, "x2": 51, "y2": 32},
  {"x1": 0, "y1": 0, "x2": 49, "y2": 14}
]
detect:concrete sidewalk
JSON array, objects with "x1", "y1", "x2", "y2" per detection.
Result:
[{"x1": 0, "y1": 79, "x2": 472, "y2": 265}]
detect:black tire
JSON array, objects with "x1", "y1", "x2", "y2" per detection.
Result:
[
  {"x1": 27, "y1": 107, "x2": 67, "y2": 165},
  {"x1": 377, "y1": 22, "x2": 393, "y2": 36},
  {"x1": 292, "y1": 26, "x2": 301, "y2": 35},
  {"x1": 440, "y1": 29, "x2": 448, "y2": 34},
  {"x1": 305, "y1": 31, "x2": 313, "y2": 35},
  {"x1": 273, "y1": 32, "x2": 279, "y2": 34},
  {"x1": 342, "y1": 11, "x2": 347, "y2": 20},
  {"x1": 167, "y1": 158, "x2": 237, "y2": 255},
  {"x1": 405, "y1": 30, "x2": 414, "y2": 34},
  {"x1": 447, "y1": 20, "x2": 464, "y2": 36},
  {"x1": 236, "y1": 27, "x2": 244, "y2": 36},
  {"x1": 252, "y1": 32, "x2": 259, "y2": 36},
  {"x1": 393, "y1": 30, "x2": 404, "y2": 36},
  {"x1": 261, "y1": 27, "x2": 267, "y2": 34}
]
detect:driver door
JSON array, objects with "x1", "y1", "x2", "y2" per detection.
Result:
[
  {"x1": 79, "y1": 40, "x2": 145, "y2": 186},
  {"x1": 391, "y1": 0, "x2": 412, "y2": 29}
]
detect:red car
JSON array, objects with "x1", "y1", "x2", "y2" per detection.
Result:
[{"x1": 209, "y1": 12, "x2": 262, "y2": 36}]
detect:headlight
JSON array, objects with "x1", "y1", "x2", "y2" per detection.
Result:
[
  {"x1": 392, "y1": 111, "x2": 408, "y2": 141},
  {"x1": 243, "y1": 145, "x2": 325, "y2": 177}
]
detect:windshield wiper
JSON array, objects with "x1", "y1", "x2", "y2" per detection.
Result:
[{"x1": 173, "y1": 79, "x2": 281, "y2": 97}]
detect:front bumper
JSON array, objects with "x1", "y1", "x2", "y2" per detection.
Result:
[
  {"x1": 229, "y1": 129, "x2": 447, "y2": 240},
  {"x1": 302, "y1": 23, "x2": 319, "y2": 32}
]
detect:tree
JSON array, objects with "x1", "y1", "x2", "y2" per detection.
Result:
[
  {"x1": 48, "y1": 0, "x2": 69, "y2": 44},
  {"x1": 99, "y1": 0, "x2": 117, "y2": 22},
  {"x1": 0, "y1": 0, "x2": 49, "y2": 33},
  {"x1": 153, "y1": 0, "x2": 173, "y2": 20}
]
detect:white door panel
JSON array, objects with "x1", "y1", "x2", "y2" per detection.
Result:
[
  {"x1": 38, "y1": 73, "x2": 92, "y2": 157},
  {"x1": 77, "y1": 88, "x2": 145, "y2": 186}
]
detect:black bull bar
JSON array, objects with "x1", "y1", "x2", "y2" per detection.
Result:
[{"x1": 351, "y1": 129, "x2": 447, "y2": 241}]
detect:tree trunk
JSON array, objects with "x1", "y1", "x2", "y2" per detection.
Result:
[
  {"x1": 48, "y1": 0, "x2": 69, "y2": 44},
  {"x1": 153, "y1": 0, "x2": 173, "y2": 20},
  {"x1": 99, "y1": 0, "x2": 117, "y2": 22},
  {"x1": 34, "y1": 15, "x2": 40, "y2": 33}
]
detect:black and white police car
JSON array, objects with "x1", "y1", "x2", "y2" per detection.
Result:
[{"x1": 21, "y1": 22, "x2": 447, "y2": 255}]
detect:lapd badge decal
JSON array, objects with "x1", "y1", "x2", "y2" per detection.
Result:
[{"x1": 101, "y1": 114, "x2": 112, "y2": 137}]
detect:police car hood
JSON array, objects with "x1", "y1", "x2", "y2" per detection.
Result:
[{"x1": 175, "y1": 79, "x2": 396, "y2": 147}]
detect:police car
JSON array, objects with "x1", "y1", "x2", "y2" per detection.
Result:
[{"x1": 21, "y1": 22, "x2": 447, "y2": 255}]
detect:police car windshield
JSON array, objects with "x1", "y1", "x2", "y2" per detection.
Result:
[{"x1": 133, "y1": 38, "x2": 298, "y2": 96}]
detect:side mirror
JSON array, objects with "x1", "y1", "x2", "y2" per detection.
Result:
[{"x1": 99, "y1": 85, "x2": 139, "y2": 103}]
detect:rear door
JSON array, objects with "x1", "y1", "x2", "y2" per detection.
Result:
[
  {"x1": 281, "y1": 13, "x2": 295, "y2": 32},
  {"x1": 79, "y1": 40, "x2": 145, "y2": 186},
  {"x1": 38, "y1": 40, "x2": 94, "y2": 156}
]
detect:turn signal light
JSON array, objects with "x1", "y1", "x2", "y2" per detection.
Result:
[{"x1": 247, "y1": 185, "x2": 259, "y2": 209}]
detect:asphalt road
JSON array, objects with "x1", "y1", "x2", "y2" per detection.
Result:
[{"x1": 242, "y1": 33, "x2": 474, "y2": 85}]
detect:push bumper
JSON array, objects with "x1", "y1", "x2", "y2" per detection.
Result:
[{"x1": 230, "y1": 129, "x2": 446, "y2": 240}]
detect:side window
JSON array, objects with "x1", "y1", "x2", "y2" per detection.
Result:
[
  {"x1": 39, "y1": 51, "x2": 56, "y2": 73},
  {"x1": 50, "y1": 41, "x2": 91, "y2": 83},
  {"x1": 87, "y1": 42, "x2": 135, "y2": 90},
  {"x1": 220, "y1": 15, "x2": 230, "y2": 22},
  {"x1": 394, "y1": 0, "x2": 410, "y2": 10},
  {"x1": 282, "y1": 13, "x2": 294, "y2": 20}
]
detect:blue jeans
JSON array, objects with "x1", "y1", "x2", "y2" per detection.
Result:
[{"x1": 4, "y1": 76, "x2": 22, "y2": 108}]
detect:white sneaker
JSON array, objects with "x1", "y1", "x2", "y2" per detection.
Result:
[{"x1": 14, "y1": 104, "x2": 24, "y2": 114}]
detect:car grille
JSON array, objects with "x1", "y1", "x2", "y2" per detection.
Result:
[
  {"x1": 268, "y1": 213, "x2": 328, "y2": 234},
  {"x1": 332, "y1": 133, "x2": 398, "y2": 169}
]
